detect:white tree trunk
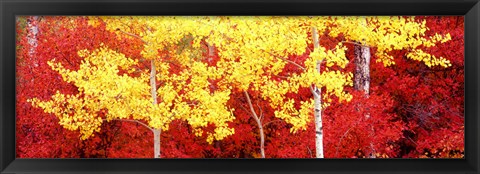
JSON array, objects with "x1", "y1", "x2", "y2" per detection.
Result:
[
  {"x1": 312, "y1": 27, "x2": 324, "y2": 158},
  {"x1": 255, "y1": 118, "x2": 265, "y2": 158},
  {"x1": 244, "y1": 91, "x2": 265, "y2": 158},
  {"x1": 150, "y1": 60, "x2": 161, "y2": 158},
  {"x1": 153, "y1": 128, "x2": 161, "y2": 158}
]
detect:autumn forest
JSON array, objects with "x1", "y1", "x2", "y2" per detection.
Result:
[{"x1": 16, "y1": 16, "x2": 464, "y2": 158}]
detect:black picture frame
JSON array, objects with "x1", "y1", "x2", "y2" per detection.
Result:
[{"x1": 1, "y1": 0, "x2": 479, "y2": 174}]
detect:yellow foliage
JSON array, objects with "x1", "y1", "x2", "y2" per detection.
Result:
[
  {"x1": 328, "y1": 16, "x2": 452, "y2": 68},
  {"x1": 30, "y1": 16, "x2": 453, "y2": 142},
  {"x1": 31, "y1": 46, "x2": 235, "y2": 142}
]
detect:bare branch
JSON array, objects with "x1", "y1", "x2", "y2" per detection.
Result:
[
  {"x1": 276, "y1": 56, "x2": 306, "y2": 70},
  {"x1": 104, "y1": 118, "x2": 154, "y2": 132},
  {"x1": 255, "y1": 98, "x2": 264, "y2": 122},
  {"x1": 307, "y1": 146, "x2": 313, "y2": 158},
  {"x1": 262, "y1": 119, "x2": 283, "y2": 127},
  {"x1": 407, "y1": 136, "x2": 419, "y2": 147},
  {"x1": 280, "y1": 57, "x2": 306, "y2": 70},
  {"x1": 116, "y1": 29, "x2": 148, "y2": 44},
  {"x1": 238, "y1": 103, "x2": 250, "y2": 115},
  {"x1": 310, "y1": 86, "x2": 320, "y2": 98},
  {"x1": 265, "y1": 52, "x2": 306, "y2": 71},
  {"x1": 341, "y1": 41, "x2": 369, "y2": 47},
  {"x1": 244, "y1": 91, "x2": 265, "y2": 158},
  {"x1": 334, "y1": 116, "x2": 363, "y2": 157},
  {"x1": 244, "y1": 91, "x2": 260, "y2": 122}
]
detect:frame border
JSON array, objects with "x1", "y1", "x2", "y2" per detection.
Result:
[{"x1": 1, "y1": 0, "x2": 479, "y2": 174}]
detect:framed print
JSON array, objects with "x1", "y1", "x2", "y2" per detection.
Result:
[{"x1": 1, "y1": 0, "x2": 479, "y2": 174}]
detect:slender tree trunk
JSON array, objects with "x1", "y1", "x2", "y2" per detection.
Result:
[
  {"x1": 207, "y1": 43, "x2": 224, "y2": 155},
  {"x1": 354, "y1": 19, "x2": 375, "y2": 157},
  {"x1": 27, "y1": 16, "x2": 39, "y2": 69},
  {"x1": 153, "y1": 129, "x2": 161, "y2": 158},
  {"x1": 27, "y1": 16, "x2": 39, "y2": 58},
  {"x1": 150, "y1": 60, "x2": 161, "y2": 158},
  {"x1": 207, "y1": 43, "x2": 215, "y2": 63},
  {"x1": 244, "y1": 91, "x2": 265, "y2": 158},
  {"x1": 312, "y1": 27, "x2": 324, "y2": 158}
]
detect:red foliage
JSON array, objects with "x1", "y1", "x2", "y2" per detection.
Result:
[
  {"x1": 383, "y1": 16, "x2": 465, "y2": 158},
  {"x1": 16, "y1": 16, "x2": 464, "y2": 158},
  {"x1": 16, "y1": 16, "x2": 147, "y2": 158}
]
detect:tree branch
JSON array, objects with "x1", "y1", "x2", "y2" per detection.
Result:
[
  {"x1": 273, "y1": 74, "x2": 290, "y2": 79},
  {"x1": 341, "y1": 41, "x2": 369, "y2": 47},
  {"x1": 262, "y1": 119, "x2": 283, "y2": 127},
  {"x1": 334, "y1": 116, "x2": 363, "y2": 157},
  {"x1": 307, "y1": 146, "x2": 313, "y2": 158},
  {"x1": 244, "y1": 91, "x2": 260, "y2": 122},
  {"x1": 279, "y1": 57, "x2": 306, "y2": 70},
  {"x1": 104, "y1": 118, "x2": 153, "y2": 132},
  {"x1": 407, "y1": 136, "x2": 419, "y2": 147},
  {"x1": 255, "y1": 98, "x2": 264, "y2": 122},
  {"x1": 116, "y1": 29, "x2": 148, "y2": 44},
  {"x1": 244, "y1": 91, "x2": 265, "y2": 158},
  {"x1": 265, "y1": 51, "x2": 306, "y2": 71},
  {"x1": 310, "y1": 86, "x2": 320, "y2": 98}
]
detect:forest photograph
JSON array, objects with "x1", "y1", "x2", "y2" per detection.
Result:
[{"x1": 15, "y1": 16, "x2": 464, "y2": 158}]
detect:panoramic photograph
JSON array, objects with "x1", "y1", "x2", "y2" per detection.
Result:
[{"x1": 16, "y1": 16, "x2": 464, "y2": 158}]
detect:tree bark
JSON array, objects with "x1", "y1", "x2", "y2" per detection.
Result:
[
  {"x1": 244, "y1": 91, "x2": 265, "y2": 158},
  {"x1": 353, "y1": 44, "x2": 370, "y2": 95},
  {"x1": 312, "y1": 27, "x2": 324, "y2": 158},
  {"x1": 153, "y1": 128, "x2": 161, "y2": 158},
  {"x1": 353, "y1": 27, "x2": 375, "y2": 158},
  {"x1": 207, "y1": 43, "x2": 214, "y2": 63},
  {"x1": 150, "y1": 60, "x2": 161, "y2": 158},
  {"x1": 27, "y1": 16, "x2": 39, "y2": 55},
  {"x1": 27, "y1": 16, "x2": 39, "y2": 67}
]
